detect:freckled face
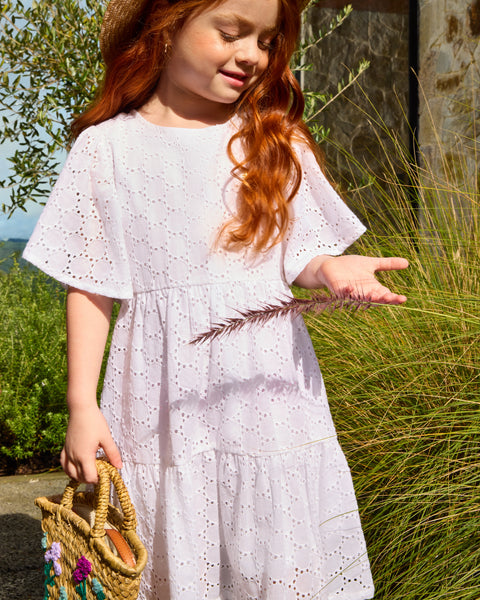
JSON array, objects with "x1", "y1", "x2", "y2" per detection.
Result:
[{"x1": 159, "y1": 0, "x2": 280, "y2": 119}]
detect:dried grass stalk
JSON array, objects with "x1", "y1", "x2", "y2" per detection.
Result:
[{"x1": 191, "y1": 292, "x2": 372, "y2": 345}]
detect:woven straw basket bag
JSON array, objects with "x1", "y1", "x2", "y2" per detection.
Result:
[{"x1": 35, "y1": 458, "x2": 147, "y2": 600}]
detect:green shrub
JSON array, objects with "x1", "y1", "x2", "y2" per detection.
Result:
[
  {"x1": 0, "y1": 261, "x2": 68, "y2": 463},
  {"x1": 0, "y1": 260, "x2": 119, "y2": 467}
]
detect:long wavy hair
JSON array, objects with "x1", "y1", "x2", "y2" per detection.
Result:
[{"x1": 72, "y1": 0, "x2": 323, "y2": 253}]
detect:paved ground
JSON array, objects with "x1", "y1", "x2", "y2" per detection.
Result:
[{"x1": 0, "y1": 470, "x2": 68, "y2": 600}]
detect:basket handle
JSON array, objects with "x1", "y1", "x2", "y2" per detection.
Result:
[{"x1": 60, "y1": 459, "x2": 137, "y2": 537}]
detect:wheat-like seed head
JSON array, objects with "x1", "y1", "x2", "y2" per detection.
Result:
[{"x1": 190, "y1": 292, "x2": 373, "y2": 345}]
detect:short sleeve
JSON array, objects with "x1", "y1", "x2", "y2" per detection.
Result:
[
  {"x1": 23, "y1": 127, "x2": 133, "y2": 299},
  {"x1": 283, "y1": 144, "x2": 366, "y2": 284}
]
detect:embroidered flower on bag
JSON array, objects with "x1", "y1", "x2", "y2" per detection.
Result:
[
  {"x1": 72, "y1": 556, "x2": 92, "y2": 584},
  {"x1": 73, "y1": 556, "x2": 92, "y2": 600},
  {"x1": 91, "y1": 577, "x2": 106, "y2": 600},
  {"x1": 43, "y1": 540, "x2": 62, "y2": 599},
  {"x1": 44, "y1": 541, "x2": 61, "y2": 563},
  {"x1": 44, "y1": 541, "x2": 62, "y2": 575},
  {"x1": 59, "y1": 586, "x2": 68, "y2": 600}
]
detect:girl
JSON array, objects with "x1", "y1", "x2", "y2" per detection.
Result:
[{"x1": 24, "y1": 0, "x2": 408, "y2": 598}]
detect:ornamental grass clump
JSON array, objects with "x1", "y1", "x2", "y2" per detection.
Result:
[{"x1": 304, "y1": 118, "x2": 480, "y2": 599}]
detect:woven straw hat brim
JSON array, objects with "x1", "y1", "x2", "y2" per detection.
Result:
[{"x1": 100, "y1": 0, "x2": 153, "y2": 65}]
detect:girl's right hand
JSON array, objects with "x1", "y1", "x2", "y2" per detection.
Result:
[{"x1": 60, "y1": 404, "x2": 123, "y2": 484}]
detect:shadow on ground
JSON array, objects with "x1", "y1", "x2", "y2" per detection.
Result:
[
  {"x1": 0, "y1": 470, "x2": 68, "y2": 600},
  {"x1": 0, "y1": 513, "x2": 43, "y2": 600}
]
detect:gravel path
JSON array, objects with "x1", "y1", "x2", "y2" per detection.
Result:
[{"x1": 0, "y1": 470, "x2": 68, "y2": 600}]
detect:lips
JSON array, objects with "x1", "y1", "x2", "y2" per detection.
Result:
[{"x1": 219, "y1": 69, "x2": 250, "y2": 87}]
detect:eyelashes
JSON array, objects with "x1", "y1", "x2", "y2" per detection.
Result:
[
  {"x1": 259, "y1": 39, "x2": 275, "y2": 51},
  {"x1": 220, "y1": 31, "x2": 240, "y2": 42},
  {"x1": 219, "y1": 31, "x2": 275, "y2": 51}
]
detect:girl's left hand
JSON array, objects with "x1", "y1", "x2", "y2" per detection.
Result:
[
  {"x1": 295, "y1": 254, "x2": 409, "y2": 304},
  {"x1": 317, "y1": 255, "x2": 409, "y2": 304}
]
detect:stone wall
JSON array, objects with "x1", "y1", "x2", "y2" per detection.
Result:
[
  {"x1": 302, "y1": 3, "x2": 410, "y2": 184},
  {"x1": 418, "y1": 0, "x2": 480, "y2": 191},
  {"x1": 303, "y1": 1, "x2": 480, "y2": 196}
]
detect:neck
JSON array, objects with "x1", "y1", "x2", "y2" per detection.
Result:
[{"x1": 140, "y1": 85, "x2": 234, "y2": 129}]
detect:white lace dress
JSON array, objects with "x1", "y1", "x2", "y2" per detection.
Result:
[{"x1": 24, "y1": 111, "x2": 375, "y2": 600}]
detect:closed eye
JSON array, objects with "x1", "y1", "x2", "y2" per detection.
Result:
[
  {"x1": 220, "y1": 31, "x2": 240, "y2": 43},
  {"x1": 220, "y1": 31, "x2": 275, "y2": 52},
  {"x1": 258, "y1": 39, "x2": 275, "y2": 51}
]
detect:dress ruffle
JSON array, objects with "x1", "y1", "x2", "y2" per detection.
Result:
[{"x1": 121, "y1": 438, "x2": 373, "y2": 600}]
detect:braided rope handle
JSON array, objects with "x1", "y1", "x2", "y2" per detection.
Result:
[{"x1": 60, "y1": 459, "x2": 137, "y2": 537}]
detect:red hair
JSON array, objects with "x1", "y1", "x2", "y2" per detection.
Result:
[{"x1": 72, "y1": 0, "x2": 322, "y2": 252}]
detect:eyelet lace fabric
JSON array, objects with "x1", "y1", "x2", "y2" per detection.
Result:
[{"x1": 24, "y1": 111, "x2": 374, "y2": 600}]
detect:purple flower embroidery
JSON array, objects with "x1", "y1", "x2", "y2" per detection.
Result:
[
  {"x1": 44, "y1": 541, "x2": 62, "y2": 576},
  {"x1": 73, "y1": 556, "x2": 92, "y2": 584},
  {"x1": 44, "y1": 541, "x2": 61, "y2": 563}
]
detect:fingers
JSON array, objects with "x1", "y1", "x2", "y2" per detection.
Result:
[
  {"x1": 78, "y1": 460, "x2": 100, "y2": 484},
  {"x1": 374, "y1": 256, "x2": 409, "y2": 272},
  {"x1": 102, "y1": 436, "x2": 123, "y2": 470},
  {"x1": 342, "y1": 256, "x2": 408, "y2": 304},
  {"x1": 334, "y1": 279, "x2": 407, "y2": 305},
  {"x1": 371, "y1": 257, "x2": 408, "y2": 303},
  {"x1": 60, "y1": 449, "x2": 99, "y2": 484},
  {"x1": 60, "y1": 435, "x2": 123, "y2": 484},
  {"x1": 361, "y1": 284, "x2": 407, "y2": 305},
  {"x1": 61, "y1": 406, "x2": 122, "y2": 484},
  {"x1": 371, "y1": 289, "x2": 407, "y2": 305}
]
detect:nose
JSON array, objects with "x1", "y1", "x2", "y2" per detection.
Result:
[{"x1": 235, "y1": 37, "x2": 261, "y2": 66}]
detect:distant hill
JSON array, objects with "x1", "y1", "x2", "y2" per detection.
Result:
[{"x1": 0, "y1": 239, "x2": 28, "y2": 273}]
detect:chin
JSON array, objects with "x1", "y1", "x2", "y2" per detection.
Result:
[{"x1": 217, "y1": 90, "x2": 248, "y2": 104}]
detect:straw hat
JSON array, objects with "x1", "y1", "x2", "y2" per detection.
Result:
[
  {"x1": 100, "y1": 0, "x2": 154, "y2": 66},
  {"x1": 100, "y1": 0, "x2": 311, "y2": 66}
]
